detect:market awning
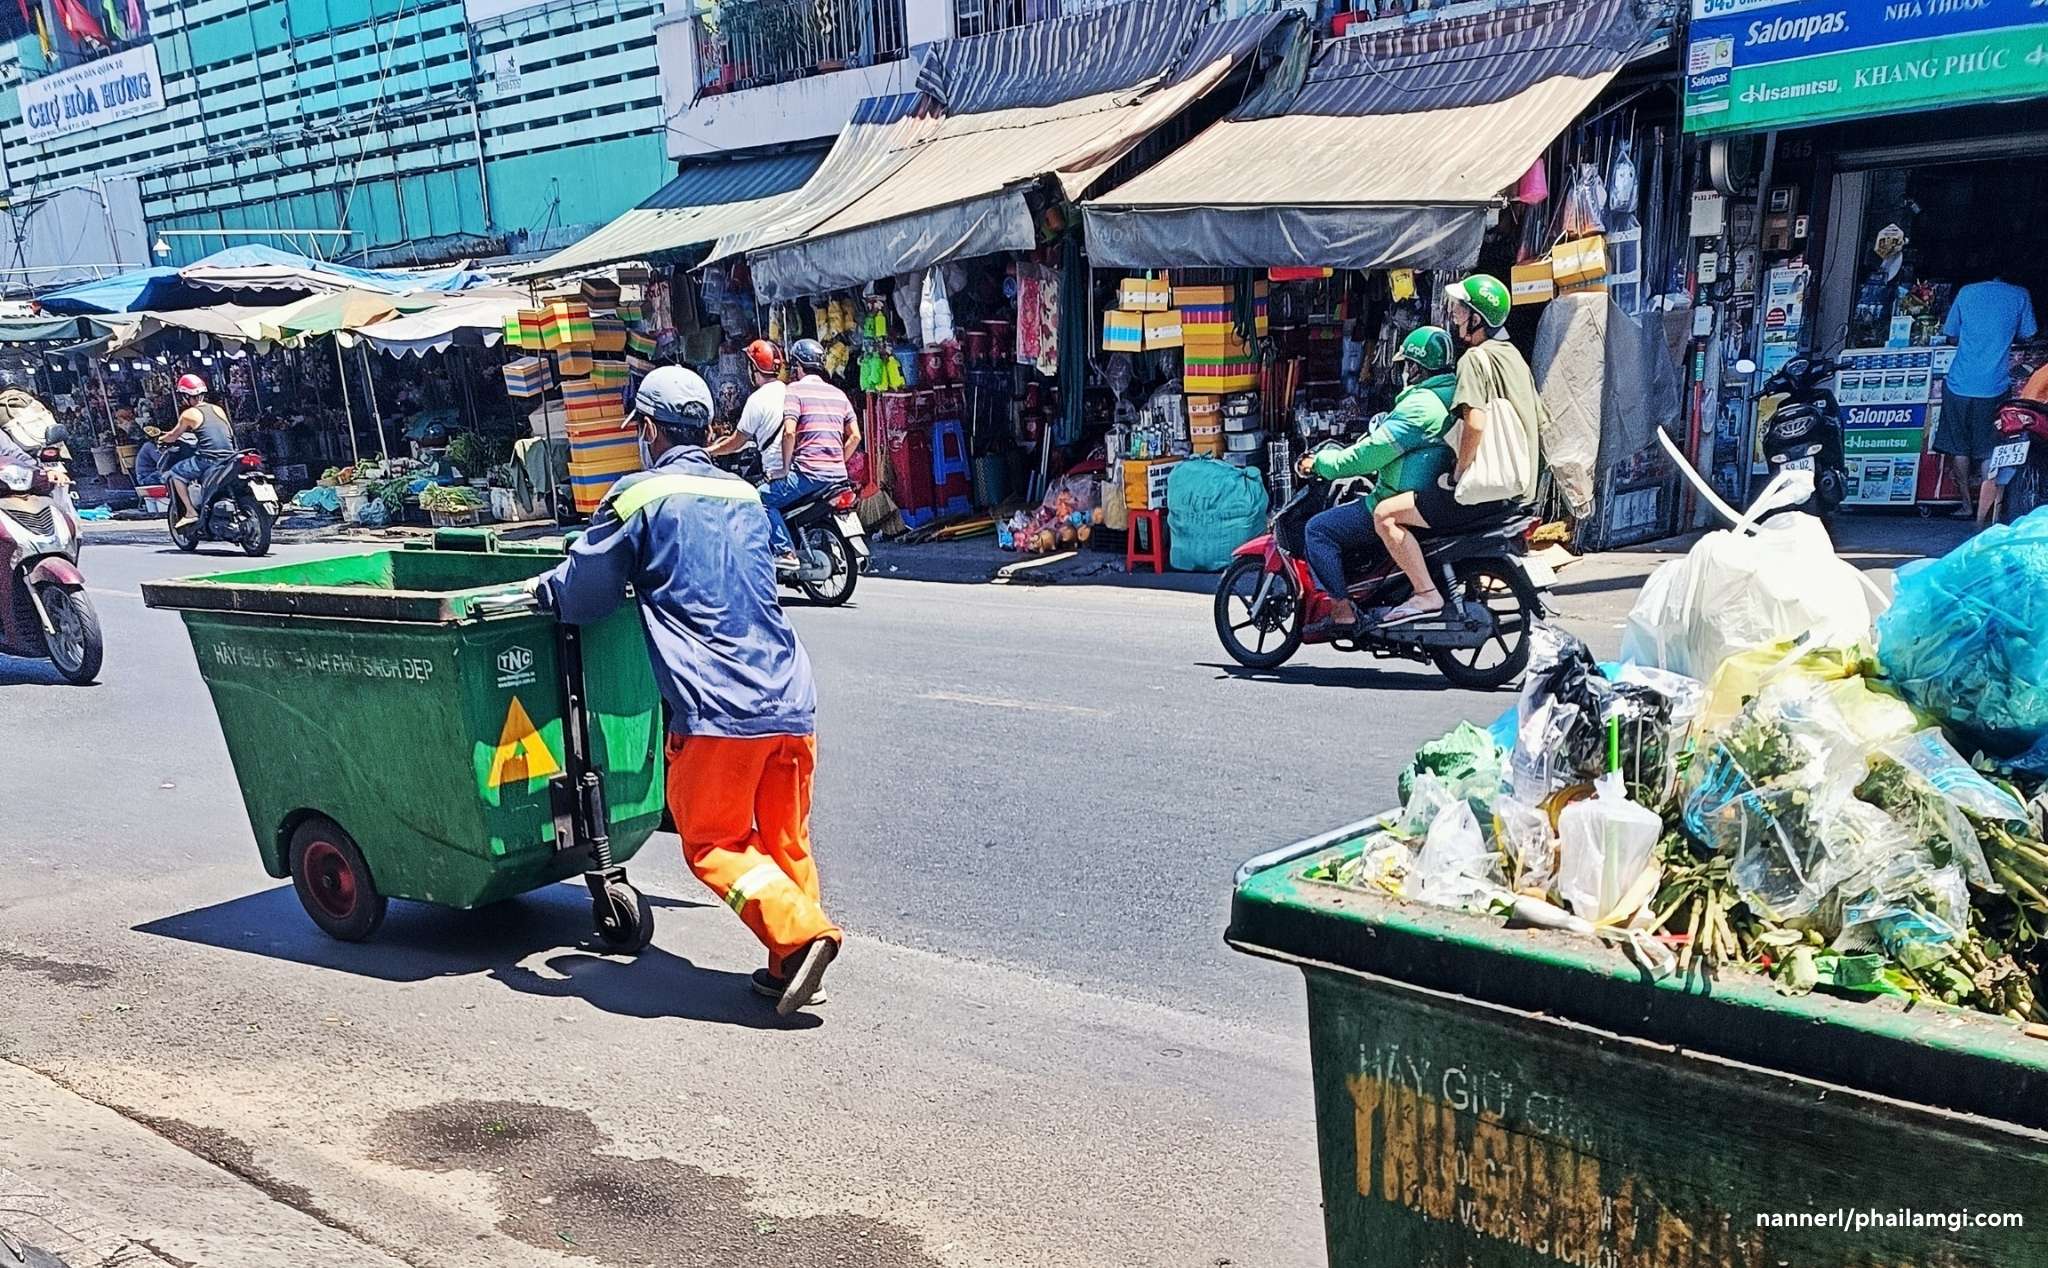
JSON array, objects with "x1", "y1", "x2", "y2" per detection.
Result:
[
  {"x1": 1082, "y1": 0, "x2": 1654, "y2": 270},
  {"x1": 512, "y1": 151, "x2": 828, "y2": 282},
  {"x1": 724, "y1": 2, "x2": 1298, "y2": 301},
  {"x1": 178, "y1": 245, "x2": 494, "y2": 298},
  {"x1": 0, "y1": 314, "x2": 90, "y2": 343},
  {"x1": 94, "y1": 304, "x2": 275, "y2": 351},
  {"x1": 243, "y1": 288, "x2": 445, "y2": 345},
  {"x1": 36, "y1": 268, "x2": 183, "y2": 316},
  {"x1": 355, "y1": 288, "x2": 532, "y2": 357}
]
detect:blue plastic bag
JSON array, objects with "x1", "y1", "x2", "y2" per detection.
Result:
[
  {"x1": 1877, "y1": 508, "x2": 2048, "y2": 764},
  {"x1": 1165, "y1": 458, "x2": 1268, "y2": 572}
]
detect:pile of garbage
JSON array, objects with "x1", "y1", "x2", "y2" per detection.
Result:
[{"x1": 1311, "y1": 492, "x2": 2048, "y2": 1024}]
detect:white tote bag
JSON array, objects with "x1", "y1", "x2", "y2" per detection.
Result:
[{"x1": 1453, "y1": 398, "x2": 1533, "y2": 505}]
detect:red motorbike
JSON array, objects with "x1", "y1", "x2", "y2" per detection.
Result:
[
  {"x1": 1212, "y1": 459, "x2": 1547, "y2": 689},
  {"x1": 1993, "y1": 397, "x2": 2048, "y2": 525},
  {"x1": 0, "y1": 439, "x2": 101, "y2": 684}
]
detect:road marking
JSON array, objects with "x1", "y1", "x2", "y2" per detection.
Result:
[{"x1": 916, "y1": 690, "x2": 1108, "y2": 718}]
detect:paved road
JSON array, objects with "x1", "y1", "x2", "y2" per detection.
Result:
[{"x1": 0, "y1": 517, "x2": 1955, "y2": 1267}]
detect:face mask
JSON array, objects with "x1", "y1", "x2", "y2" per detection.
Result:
[{"x1": 637, "y1": 421, "x2": 655, "y2": 469}]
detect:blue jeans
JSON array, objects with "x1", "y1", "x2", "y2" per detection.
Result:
[
  {"x1": 1304, "y1": 499, "x2": 1376, "y2": 600},
  {"x1": 761, "y1": 471, "x2": 837, "y2": 554}
]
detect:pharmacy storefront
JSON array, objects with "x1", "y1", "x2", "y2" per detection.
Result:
[{"x1": 1683, "y1": 0, "x2": 2048, "y2": 511}]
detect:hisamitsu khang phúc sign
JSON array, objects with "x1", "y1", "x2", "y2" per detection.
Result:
[
  {"x1": 1684, "y1": 0, "x2": 2048, "y2": 133},
  {"x1": 19, "y1": 43, "x2": 167, "y2": 145}
]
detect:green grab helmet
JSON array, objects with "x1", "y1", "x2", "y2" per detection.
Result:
[
  {"x1": 1445, "y1": 274, "x2": 1512, "y2": 330},
  {"x1": 1393, "y1": 325, "x2": 1455, "y2": 374}
]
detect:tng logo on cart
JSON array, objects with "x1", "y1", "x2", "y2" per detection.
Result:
[{"x1": 497, "y1": 646, "x2": 537, "y2": 689}]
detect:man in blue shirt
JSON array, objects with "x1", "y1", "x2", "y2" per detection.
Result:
[
  {"x1": 1934, "y1": 273, "x2": 2039, "y2": 520},
  {"x1": 531, "y1": 366, "x2": 841, "y2": 1015}
]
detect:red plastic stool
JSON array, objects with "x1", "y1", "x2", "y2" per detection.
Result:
[{"x1": 1126, "y1": 507, "x2": 1168, "y2": 574}]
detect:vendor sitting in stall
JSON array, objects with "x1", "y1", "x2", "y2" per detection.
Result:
[{"x1": 1293, "y1": 326, "x2": 1459, "y2": 639}]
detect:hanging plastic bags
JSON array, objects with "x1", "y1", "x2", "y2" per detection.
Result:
[
  {"x1": 918, "y1": 270, "x2": 956, "y2": 348},
  {"x1": 1621, "y1": 471, "x2": 1882, "y2": 680},
  {"x1": 1876, "y1": 509, "x2": 2048, "y2": 763}
]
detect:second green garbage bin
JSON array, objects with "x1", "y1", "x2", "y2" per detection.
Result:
[
  {"x1": 1230, "y1": 820, "x2": 2048, "y2": 1268},
  {"x1": 143, "y1": 530, "x2": 666, "y2": 949}
]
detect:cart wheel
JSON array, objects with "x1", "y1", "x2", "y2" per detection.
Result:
[
  {"x1": 288, "y1": 817, "x2": 387, "y2": 942},
  {"x1": 593, "y1": 881, "x2": 654, "y2": 954}
]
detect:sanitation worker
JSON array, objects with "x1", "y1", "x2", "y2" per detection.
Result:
[{"x1": 529, "y1": 364, "x2": 841, "y2": 1015}]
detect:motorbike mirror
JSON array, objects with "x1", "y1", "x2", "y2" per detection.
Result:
[
  {"x1": 45, "y1": 423, "x2": 68, "y2": 446},
  {"x1": 1734, "y1": 358, "x2": 1758, "y2": 375}
]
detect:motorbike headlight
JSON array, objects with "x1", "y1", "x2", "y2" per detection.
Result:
[{"x1": 0, "y1": 466, "x2": 32, "y2": 494}]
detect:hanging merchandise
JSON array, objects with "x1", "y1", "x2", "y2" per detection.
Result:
[
  {"x1": 920, "y1": 270, "x2": 956, "y2": 347},
  {"x1": 1607, "y1": 137, "x2": 1640, "y2": 231},
  {"x1": 1559, "y1": 161, "x2": 1608, "y2": 240}
]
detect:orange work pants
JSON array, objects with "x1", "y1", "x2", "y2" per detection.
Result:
[{"x1": 666, "y1": 733, "x2": 841, "y2": 974}]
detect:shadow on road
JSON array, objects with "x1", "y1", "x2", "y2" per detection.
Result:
[
  {"x1": 1202, "y1": 661, "x2": 1490, "y2": 692},
  {"x1": 133, "y1": 882, "x2": 814, "y2": 1029}
]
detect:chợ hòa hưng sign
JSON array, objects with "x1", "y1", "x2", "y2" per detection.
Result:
[
  {"x1": 1684, "y1": 0, "x2": 2048, "y2": 134},
  {"x1": 20, "y1": 44, "x2": 167, "y2": 144}
]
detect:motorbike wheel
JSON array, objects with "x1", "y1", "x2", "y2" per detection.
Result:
[
  {"x1": 2000, "y1": 460, "x2": 2046, "y2": 525},
  {"x1": 1214, "y1": 556, "x2": 1302, "y2": 670},
  {"x1": 167, "y1": 502, "x2": 200, "y2": 552},
  {"x1": 796, "y1": 522, "x2": 856, "y2": 606},
  {"x1": 236, "y1": 494, "x2": 274, "y2": 557},
  {"x1": 37, "y1": 584, "x2": 102, "y2": 685},
  {"x1": 1429, "y1": 558, "x2": 1539, "y2": 690}
]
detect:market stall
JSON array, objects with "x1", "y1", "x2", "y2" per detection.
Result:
[{"x1": 1080, "y1": 0, "x2": 1683, "y2": 558}]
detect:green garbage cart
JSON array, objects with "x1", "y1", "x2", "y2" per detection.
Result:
[
  {"x1": 1230, "y1": 821, "x2": 2048, "y2": 1268},
  {"x1": 142, "y1": 530, "x2": 666, "y2": 951}
]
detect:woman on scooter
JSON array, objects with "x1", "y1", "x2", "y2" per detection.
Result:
[{"x1": 1294, "y1": 325, "x2": 1459, "y2": 639}]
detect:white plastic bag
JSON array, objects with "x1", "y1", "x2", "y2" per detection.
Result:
[
  {"x1": 918, "y1": 269, "x2": 955, "y2": 347},
  {"x1": 1557, "y1": 772, "x2": 1663, "y2": 926},
  {"x1": 1413, "y1": 802, "x2": 1502, "y2": 911},
  {"x1": 1621, "y1": 470, "x2": 1881, "y2": 679}
]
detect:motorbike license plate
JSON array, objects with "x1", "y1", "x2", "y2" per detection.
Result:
[
  {"x1": 251, "y1": 481, "x2": 280, "y2": 511},
  {"x1": 1992, "y1": 439, "x2": 2030, "y2": 470},
  {"x1": 834, "y1": 511, "x2": 871, "y2": 557},
  {"x1": 1516, "y1": 556, "x2": 1557, "y2": 589},
  {"x1": 1782, "y1": 456, "x2": 1815, "y2": 473}
]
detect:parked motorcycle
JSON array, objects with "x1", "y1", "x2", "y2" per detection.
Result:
[
  {"x1": 0, "y1": 437, "x2": 102, "y2": 684},
  {"x1": 710, "y1": 442, "x2": 869, "y2": 605},
  {"x1": 1743, "y1": 355, "x2": 1846, "y2": 514},
  {"x1": 1212, "y1": 457, "x2": 1548, "y2": 688},
  {"x1": 1993, "y1": 396, "x2": 2048, "y2": 524},
  {"x1": 167, "y1": 448, "x2": 280, "y2": 557}
]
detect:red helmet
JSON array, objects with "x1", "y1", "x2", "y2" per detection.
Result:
[
  {"x1": 743, "y1": 339, "x2": 783, "y2": 376},
  {"x1": 175, "y1": 373, "x2": 208, "y2": 396}
]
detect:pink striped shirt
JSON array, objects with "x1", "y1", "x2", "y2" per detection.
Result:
[{"x1": 780, "y1": 375, "x2": 854, "y2": 480}]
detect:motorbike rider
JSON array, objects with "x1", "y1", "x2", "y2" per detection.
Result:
[
  {"x1": 707, "y1": 339, "x2": 788, "y2": 484},
  {"x1": 1293, "y1": 326, "x2": 1459, "y2": 637},
  {"x1": 526, "y1": 365, "x2": 842, "y2": 1014},
  {"x1": 156, "y1": 374, "x2": 237, "y2": 530},
  {"x1": 766, "y1": 337, "x2": 860, "y2": 570},
  {"x1": 1370, "y1": 274, "x2": 1545, "y2": 624}
]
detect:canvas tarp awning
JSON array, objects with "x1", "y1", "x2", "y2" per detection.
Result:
[
  {"x1": 1083, "y1": 0, "x2": 1653, "y2": 270},
  {"x1": 514, "y1": 151, "x2": 827, "y2": 281},
  {"x1": 725, "y1": 2, "x2": 1296, "y2": 301},
  {"x1": 0, "y1": 314, "x2": 89, "y2": 343},
  {"x1": 177, "y1": 245, "x2": 493, "y2": 297},
  {"x1": 94, "y1": 304, "x2": 274, "y2": 351},
  {"x1": 356, "y1": 288, "x2": 533, "y2": 357}
]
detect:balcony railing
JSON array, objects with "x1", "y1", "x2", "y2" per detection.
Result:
[{"x1": 695, "y1": 0, "x2": 910, "y2": 94}]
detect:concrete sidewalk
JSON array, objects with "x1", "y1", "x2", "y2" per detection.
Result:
[{"x1": 0, "y1": 1058, "x2": 415, "y2": 1268}]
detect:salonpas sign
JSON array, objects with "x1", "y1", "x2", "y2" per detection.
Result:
[
  {"x1": 1685, "y1": 0, "x2": 2048, "y2": 133},
  {"x1": 19, "y1": 44, "x2": 167, "y2": 145}
]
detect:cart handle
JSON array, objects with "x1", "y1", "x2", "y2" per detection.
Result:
[
  {"x1": 1233, "y1": 814, "x2": 1383, "y2": 887},
  {"x1": 468, "y1": 586, "x2": 544, "y2": 620}
]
